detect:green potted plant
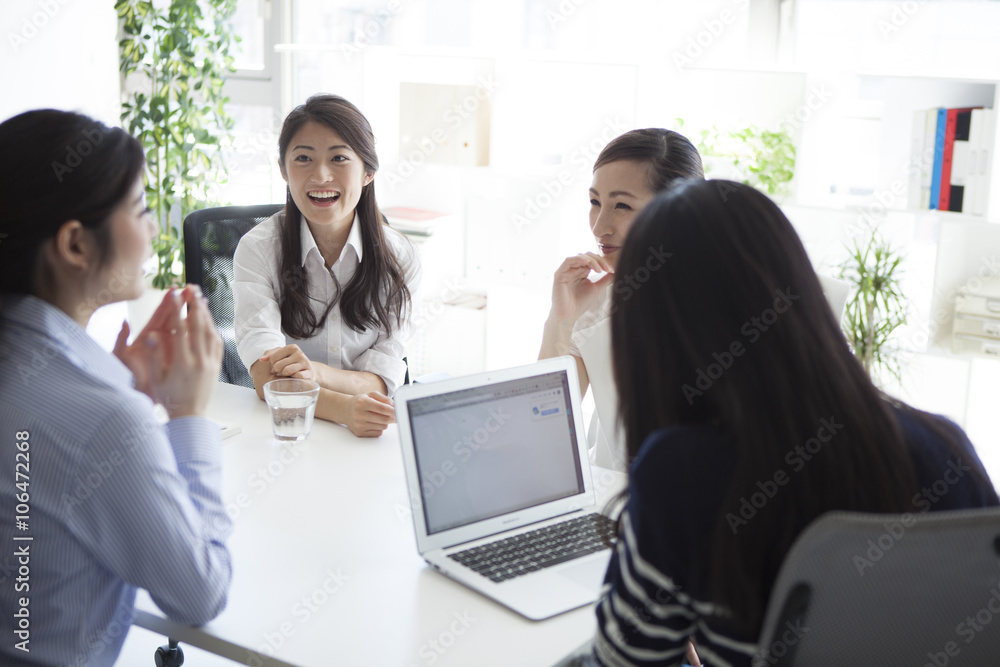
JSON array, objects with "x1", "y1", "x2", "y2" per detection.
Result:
[
  {"x1": 837, "y1": 225, "x2": 908, "y2": 385},
  {"x1": 117, "y1": 0, "x2": 239, "y2": 289},
  {"x1": 694, "y1": 122, "x2": 797, "y2": 198}
]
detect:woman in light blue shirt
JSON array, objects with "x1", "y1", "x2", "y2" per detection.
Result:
[{"x1": 0, "y1": 109, "x2": 231, "y2": 666}]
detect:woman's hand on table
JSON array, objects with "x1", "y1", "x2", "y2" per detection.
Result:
[
  {"x1": 261, "y1": 344, "x2": 316, "y2": 381},
  {"x1": 345, "y1": 391, "x2": 395, "y2": 438}
]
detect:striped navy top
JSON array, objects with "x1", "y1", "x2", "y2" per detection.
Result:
[
  {"x1": 0, "y1": 295, "x2": 232, "y2": 666},
  {"x1": 594, "y1": 411, "x2": 999, "y2": 667}
]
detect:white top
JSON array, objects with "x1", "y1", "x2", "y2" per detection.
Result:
[
  {"x1": 568, "y1": 287, "x2": 627, "y2": 472},
  {"x1": 232, "y1": 211, "x2": 420, "y2": 397}
]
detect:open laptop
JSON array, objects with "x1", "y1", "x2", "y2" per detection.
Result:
[{"x1": 394, "y1": 356, "x2": 614, "y2": 620}]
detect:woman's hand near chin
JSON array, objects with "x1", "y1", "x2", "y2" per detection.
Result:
[{"x1": 548, "y1": 252, "x2": 614, "y2": 325}]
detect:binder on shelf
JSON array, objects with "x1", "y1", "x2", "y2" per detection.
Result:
[
  {"x1": 966, "y1": 109, "x2": 985, "y2": 214},
  {"x1": 939, "y1": 107, "x2": 979, "y2": 212},
  {"x1": 929, "y1": 108, "x2": 947, "y2": 210},
  {"x1": 908, "y1": 110, "x2": 930, "y2": 209},
  {"x1": 972, "y1": 108, "x2": 995, "y2": 216},
  {"x1": 945, "y1": 108, "x2": 978, "y2": 213},
  {"x1": 916, "y1": 107, "x2": 938, "y2": 209}
]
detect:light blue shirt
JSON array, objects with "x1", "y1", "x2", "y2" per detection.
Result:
[{"x1": 0, "y1": 295, "x2": 232, "y2": 666}]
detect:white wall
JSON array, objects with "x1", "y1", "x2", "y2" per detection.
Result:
[
  {"x1": 0, "y1": 0, "x2": 119, "y2": 124},
  {"x1": 1, "y1": 0, "x2": 124, "y2": 349}
]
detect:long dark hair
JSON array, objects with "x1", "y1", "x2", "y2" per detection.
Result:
[
  {"x1": 0, "y1": 109, "x2": 145, "y2": 294},
  {"x1": 276, "y1": 94, "x2": 410, "y2": 338},
  {"x1": 594, "y1": 128, "x2": 704, "y2": 187},
  {"x1": 610, "y1": 179, "x2": 988, "y2": 636}
]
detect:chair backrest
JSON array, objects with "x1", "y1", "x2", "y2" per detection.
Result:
[
  {"x1": 755, "y1": 507, "x2": 1000, "y2": 667},
  {"x1": 184, "y1": 204, "x2": 283, "y2": 387},
  {"x1": 817, "y1": 273, "x2": 851, "y2": 323}
]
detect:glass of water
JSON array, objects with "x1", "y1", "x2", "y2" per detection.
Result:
[{"x1": 263, "y1": 379, "x2": 320, "y2": 442}]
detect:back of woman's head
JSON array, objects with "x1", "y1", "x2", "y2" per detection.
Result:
[
  {"x1": 595, "y1": 128, "x2": 704, "y2": 189},
  {"x1": 610, "y1": 179, "x2": 922, "y2": 635},
  {"x1": 0, "y1": 109, "x2": 145, "y2": 294}
]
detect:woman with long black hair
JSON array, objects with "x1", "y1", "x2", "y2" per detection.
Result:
[
  {"x1": 539, "y1": 129, "x2": 704, "y2": 471},
  {"x1": 234, "y1": 94, "x2": 419, "y2": 437},
  {"x1": 0, "y1": 109, "x2": 230, "y2": 666},
  {"x1": 593, "y1": 180, "x2": 998, "y2": 666}
]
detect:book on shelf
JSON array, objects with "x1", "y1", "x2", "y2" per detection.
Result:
[
  {"x1": 381, "y1": 206, "x2": 451, "y2": 237},
  {"x1": 971, "y1": 108, "x2": 995, "y2": 216},
  {"x1": 929, "y1": 108, "x2": 947, "y2": 210},
  {"x1": 939, "y1": 107, "x2": 977, "y2": 212},
  {"x1": 912, "y1": 105, "x2": 991, "y2": 215},
  {"x1": 909, "y1": 108, "x2": 937, "y2": 209}
]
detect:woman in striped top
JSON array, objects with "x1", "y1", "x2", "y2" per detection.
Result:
[{"x1": 593, "y1": 180, "x2": 998, "y2": 666}]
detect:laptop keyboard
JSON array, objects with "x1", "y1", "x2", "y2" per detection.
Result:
[{"x1": 447, "y1": 513, "x2": 615, "y2": 583}]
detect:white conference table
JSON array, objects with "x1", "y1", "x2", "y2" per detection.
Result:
[{"x1": 134, "y1": 381, "x2": 626, "y2": 667}]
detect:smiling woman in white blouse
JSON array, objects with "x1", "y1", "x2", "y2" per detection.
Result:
[{"x1": 234, "y1": 94, "x2": 420, "y2": 438}]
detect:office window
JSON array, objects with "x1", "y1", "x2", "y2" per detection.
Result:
[
  {"x1": 792, "y1": 0, "x2": 1000, "y2": 77},
  {"x1": 231, "y1": 0, "x2": 267, "y2": 71},
  {"x1": 216, "y1": 104, "x2": 286, "y2": 207}
]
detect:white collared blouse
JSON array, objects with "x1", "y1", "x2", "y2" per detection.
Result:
[{"x1": 233, "y1": 210, "x2": 420, "y2": 396}]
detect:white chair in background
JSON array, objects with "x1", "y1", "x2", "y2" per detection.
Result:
[{"x1": 818, "y1": 273, "x2": 851, "y2": 323}]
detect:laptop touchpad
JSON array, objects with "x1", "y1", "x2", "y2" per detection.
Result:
[{"x1": 556, "y1": 556, "x2": 609, "y2": 591}]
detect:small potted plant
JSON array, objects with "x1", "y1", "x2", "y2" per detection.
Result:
[{"x1": 837, "y1": 224, "x2": 908, "y2": 385}]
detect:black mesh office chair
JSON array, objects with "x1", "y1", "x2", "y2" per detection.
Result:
[{"x1": 183, "y1": 204, "x2": 283, "y2": 388}]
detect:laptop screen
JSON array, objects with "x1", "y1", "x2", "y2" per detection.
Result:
[{"x1": 407, "y1": 370, "x2": 585, "y2": 535}]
